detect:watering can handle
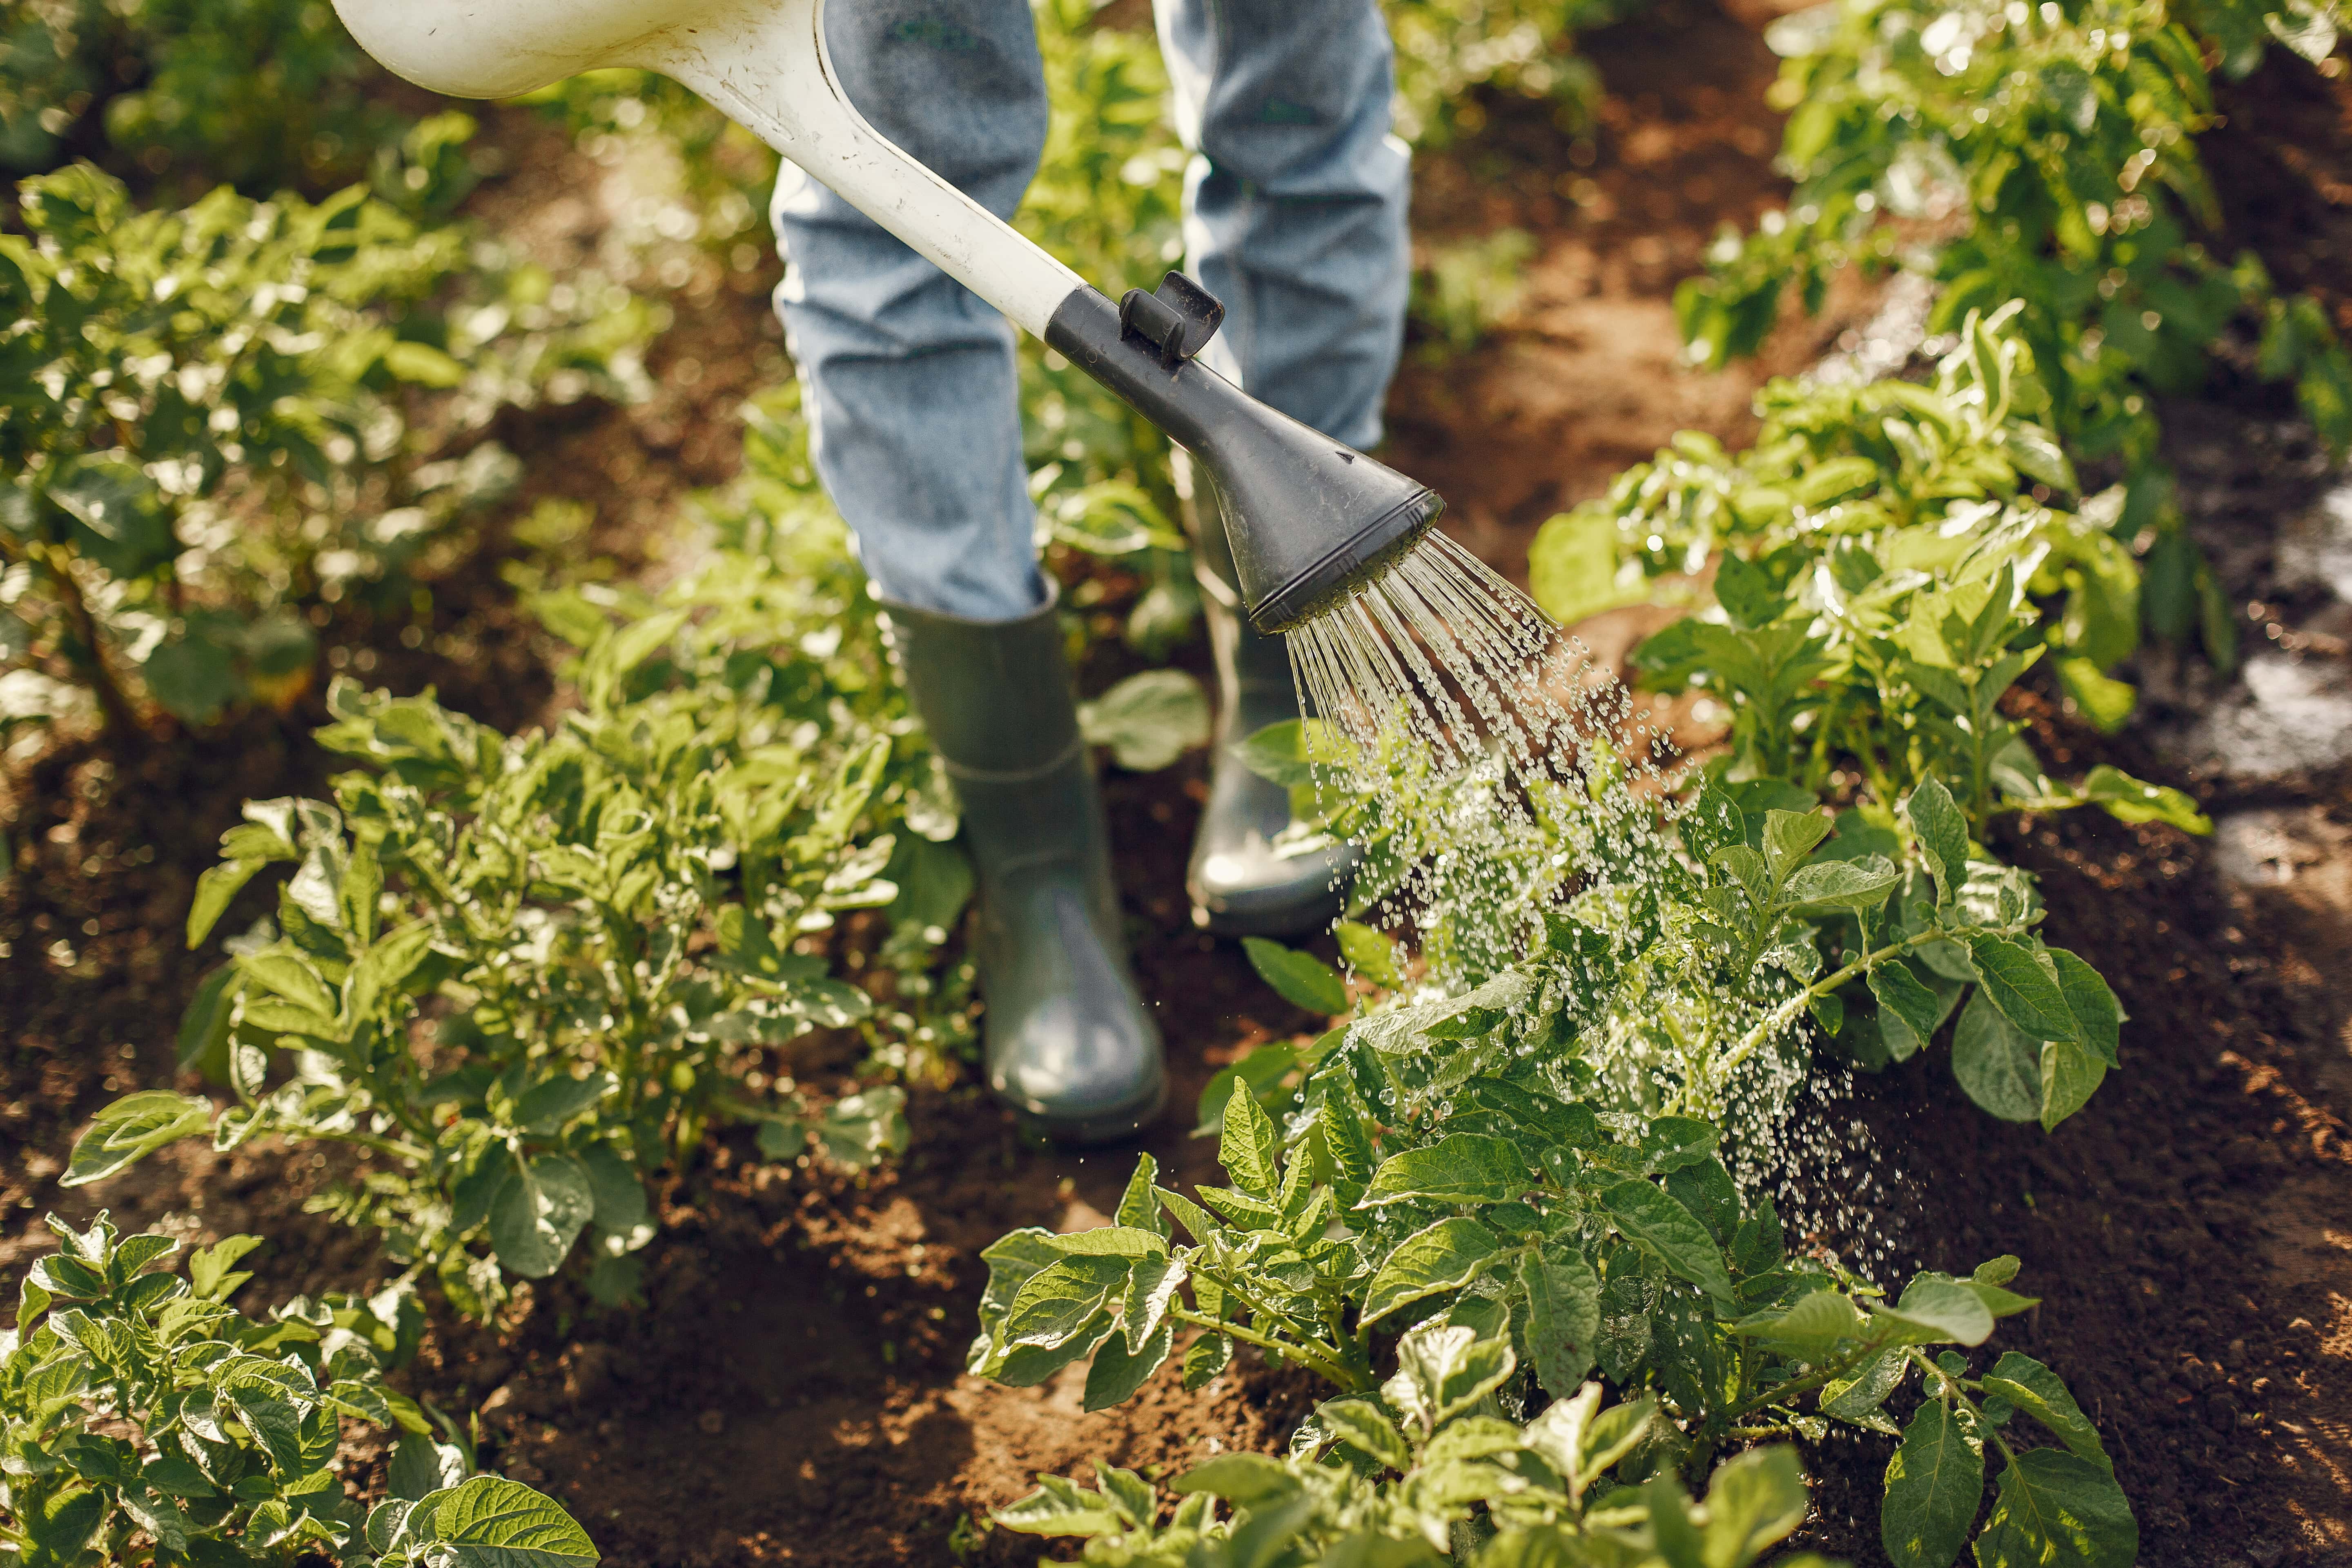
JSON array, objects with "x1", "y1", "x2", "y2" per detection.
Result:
[{"x1": 331, "y1": 0, "x2": 1093, "y2": 338}]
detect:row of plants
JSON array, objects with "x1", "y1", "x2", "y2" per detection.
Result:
[
  {"x1": 978, "y1": 755, "x2": 2138, "y2": 1564},
  {"x1": 1673, "y1": 0, "x2": 2352, "y2": 671},
  {"x1": 2, "y1": 161, "x2": 651, "y2": 742},
  {"x1": 13, "y1": 3, "x2": 2278, "y2": 1564},
  {"x1": 4, "y1": 1212, "x2": 597, "y2": 1566}
]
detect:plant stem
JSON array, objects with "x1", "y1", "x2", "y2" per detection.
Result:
[
  {"x1": 315, "y1": 1126, "x2": 434, "y2": 1164},
  {"x1": 1168, "y1": 1306, "x2": 1363, "y2": 1390},
  {"x1": 1715, "y1": 923, "x2": 1956, "y2": 1084}
]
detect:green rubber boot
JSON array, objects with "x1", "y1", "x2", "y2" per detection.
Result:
[
  {"x1": 881, "y1": 589, "x2": 1165, "y2": 1144},
  {"x1": 1180, "y1": 454, "x2": 1359, "y2": 936}
]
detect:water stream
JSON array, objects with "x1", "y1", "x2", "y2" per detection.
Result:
[{"x1": 1283, "y1": 528, "x2": 1891, "y2": 1262}]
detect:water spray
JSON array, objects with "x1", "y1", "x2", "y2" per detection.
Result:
[{"x1": 330, "y1": 0, "x2": 1445, "y2": 639}]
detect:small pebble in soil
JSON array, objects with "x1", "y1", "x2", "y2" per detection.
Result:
[{"x1": 698, "y1": 1409, "x2": 725, "y2": 1435}]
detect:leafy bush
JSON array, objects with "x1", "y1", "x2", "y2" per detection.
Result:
[
  {"x1": 1386, "y1": 0, "x2": 1646, "y2": 146},
  {"x1": 1413, "y1": 229, "x2": 1539, "y2": 355},
  {"x1": 0, "y1": 0, "x2": 409, "y2": 196},
  {"x1": 63, "y1": 576, "x2": 944, "y2": 1315},
  {"x1": 973, "y1": 1049, "x2": 2134, "y2": 1566},
  {"x1": 1, "y1": 1211, "x2": 597, "y2": 1568},
  {"x1": 999, "y1": 1325, "x2": 1831, "y2": 1568},
  {"x1": 1672, "y1": 0, "x2": 2352, "y2": 642},
  {"x1": 0, "y1": 163, "x2": 653, "y2": 741},
  {"x1": 1533, "y1": 305, "x2": 2212, "y2": 831}
]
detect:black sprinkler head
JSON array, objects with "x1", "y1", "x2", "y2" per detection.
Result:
[{"x1": 1046, "y1": 280, "x2": 1445, "y2": 634}]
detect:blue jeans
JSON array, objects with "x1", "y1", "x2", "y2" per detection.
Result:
[{"x1": 771, "y1": 0, "x2": 1411, "y2": 621}]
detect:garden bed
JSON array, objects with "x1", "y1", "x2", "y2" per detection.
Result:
[{"x1": 5, "y1": 2, "x2": 2350, "y2": 1564}]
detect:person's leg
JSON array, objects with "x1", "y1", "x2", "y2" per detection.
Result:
[
  {"x1": 772, "y1": 1, "x2": 1161, "y2": 1140},
  {"x1": 1154, "y1": 0, "x2": 1411, "y2": 445},
  {"x1": 769, "y1": 0, "x2": 1047, "y2": 619},
  {"x1": 1154, "y1": 0, "x2": 1411, "y2": 933}
]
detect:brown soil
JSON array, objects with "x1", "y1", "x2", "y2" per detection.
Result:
[{"x1": 7, "y1": 4, "x2": 2352, "y2": 1566}]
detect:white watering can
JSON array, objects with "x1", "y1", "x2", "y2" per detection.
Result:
[{"x1": 332, "y1": 0, "x2": 1443, "y2": 631}]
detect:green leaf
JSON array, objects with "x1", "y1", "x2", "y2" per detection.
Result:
[
  {"x1": 1679, "y1": 788, "x2": 1746, "y2": 862},
  {"x1": 1761, "y1": 808, "x2": 1831, "y2": 884},
  {"x1": 2039, "y1": 1040, "x2": 2107, "y2": 1132},
  {"x1": 239, "y1": 949, "x2": 339, "y2": 1023},
  {"x1": 1388, "y1": 1321, "x2": 1517, "y2": 1431},
  {"x1": 1962, "y1": 935, "x2": 2077, "y2": 1042},
  {"x1": 1361, "y1": 1216, "x2": 1503, "y2": 1325},
  {"x1": 1319, "y1": 1076, "x2": 1377, "y2": 1209},
  {"x1": 1520, "y1": 1246, "x2": 1601, "y2": 1397},
  {"x1": 1781, "y1": 855, "x2": 1902, "y2": 915},
  {"x1": 1599, "y1": 1181, "x2": 1736, "y2": 1305},
  {"x1": 1903, "y1": 780, "x2": 1968, "y2": 904},
  {"x1": 1242, "y1": 937, "x2": 1350, "y2": 1016},
  {"x1": 2055, "y1": 657, "x2": 2136, "y2": 736},
  {"x1": 1318, "y1": 1397, "x2": 1412, "y2": 1472},
  {"x1": 1082, "y1": 1320, "x2": 1173, "y2": 1410},
  {"x1": 1971, "y1": 1448, "x2": 2136, "y2": 1568},
  {"x1": 188, "y1": 1235, "x2": 260, "y2": 1302},
  {"x1": 1077, "y1": 670, "x2": 1211, "y2": 771},
  {"x1": 1041, "y1": 1227, "x2": 1169, "y2": 1260},
  {"x1": 176, "y1": 965, "x2": 243, "y2": 1081},
  {"x1": 1882, "y1": 1401, "x2": 1984, "y2": 1568},
  {"x1": 1334, "y1": 920, "x2": 1405, "y2": 988},
  {"x1": 486, "y1": 1154, "x2": 596, "y2": 1280},
  {"x1": 1180, "y1": 1330, "x2": 1232, "y2": 1390},
  {"x1": 1359, "y1": 1134, "x2": 1532, "y2": 1207},
  {"x1": 993, "y1": 1476, "x2": 1121, "y2": 1538},
  {"x1": 389, "y1": 1435, "x2": 467, "y2": 1503},
  {"x1": 1219, "y1": 1081, "x2": 1282, "y2": 1200},
  {"x1": 1114, "y1": 1153, "x2": 1167, "y2": 1239},
  {"x1": 1699, "y1": 1446, "x2": 1809, "y2": 1568},
  {"x1": 1821, "y1": 1346, "x2": 1909, "y2": 1432},
  {"x1": 510, "y1": 1072, "x2": 616, "y2": 1136},
  {"x1": 1646, "y1": 1472, "x2": 1706, "y2": 1568},
  {"x1": 2046, "y1": 949, "x2": 2122, "y2": 1067},
  {"x1": 64, "y1": 1092, "x2": 214, "y2": 1186},
  {"x1": 1952, "y1": 992, "x2": 2041, "y2": 1123},
  {"x1": 579, "y1": 1144, "x2": 651, "y2": 1256},
  {"x1": 1981, "y1": 1353, "x2": 2111, "y2": 1471},
  {"x1": 1870, "y1": 961, "x2": 1945, "y2": 1049},
  {"x1": 403, "y1": 1475, "x2": 601, "y2": 1567},
  {"x1": 189, "y1": 860, "x2": 274, "y2": 951},
  {"x1": 1004, "y1": 1256, "x2": 1132, "y2": 1348},
  {"x1": 21, "y1": 1484, "x2": 105, "y2": 1557},
  {"x1": 1639, "y1": 1116, "x2": 1722, "y2": 1174},
  {"x1": 1738, "y1": 1289, "x2": 1865, "y2": 1359},
  {"x1": 1120, "y1": 1253, "x2": 1185, "y2": 1352},
  {"x1": 1169, "y1": 1452, "x2": 1296, "y2": 1506},
  {"x1": 1873, "y1": 1278, "x2": 1995, "y2": 1348},
  {"x1": 2078, "y1": 765, "x2": 2210, "y2": 835}
]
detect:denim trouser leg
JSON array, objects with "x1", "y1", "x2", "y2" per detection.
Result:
[
  {"x1": 769, "y1": 0, "x2": 1050, "y2": 621},
  {"x1": 1154, "y1": 0, "x2": 1410, "y2": 451},
  {"x1": 771, "y1": 0, "x2": 1410, "y2": 620}
]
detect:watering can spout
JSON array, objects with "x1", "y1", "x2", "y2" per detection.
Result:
[
  {"x1": 332, "y1": 0, "x2": 1443, "y2": 629},
  {"x1": 1048, "y1": 287, "x2": 1441, "y2": 632}
]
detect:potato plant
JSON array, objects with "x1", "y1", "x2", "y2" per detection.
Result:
[
  {"x1": 1532, "y1": 307, "x2": 2207, "y2": 828},
  {"x1": 63, "y1": 583, "x2": 941, "y2": 1316},
  {"x1": 1672, "y1": 0, "x2": 2352, "y2": 662},
  {"x1": 974, "y1": 1068, "x2": 2132, "y2": 1566},
  {"x1": 999, "y1": 1320, "x2": 1831, "y2": 1568},
  {"x1": 1, "y1": 1212, "x2": 595, "y2": 1568},
  {"x1": 1677, "y1": 0, "x2": 2352, "y2": 457},
  {"x1": 0, "y1": 0, "x2": 388, "y2": 192},
  {"x1": 0, "y1": 163, "x2": 652, "y2": 740}
]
